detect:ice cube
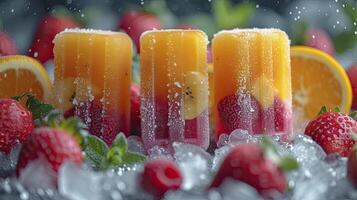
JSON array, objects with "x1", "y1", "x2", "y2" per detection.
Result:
[
  {"x1": 58, "y1": 161, "x2": 103, "y2": 200},
  {"x1": 290, "y1": 134, "x2": 326, "y2": 167},
  {"x1": 19, "y1": 158, "x2": 57, "y2": 190},
  {"x1": 173, "y1": 142, "x2": 212, "y2": 191},
  {"x1": 216, "y1": 133, "x2": 229, "y2": 148},
  {"x1": 212, "y1": 145, "x2": 231, "y2": 172},
  {"x1": 127, "y1": 136, "x2": 147, "y2": 155},
  {"x1": 228, "y1": 129, "x2": 260, "y2": 145},
  {"x1": 163, "y1": 190, "x2": 208, "y2": 200},
  {"x1": 218, "y1": 179, "x2": 263, "y2": 200},
  {"x1": 0, "y1": 143, "x2": 21, "y2": 178},
  {"x1": 147, "y1": 145, "x2": 173, "y2": 160}
]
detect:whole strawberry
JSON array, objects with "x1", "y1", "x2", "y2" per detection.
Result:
[
  {"x1": 304, "y1": 108, "x2": 357, "y2": 157},
  {"x1": 0, "y1": 32, "x2": 18, "y2": 56},
  {"x1": 347, "y1": 64, "x2": 357, "y2": 109},
  {"x1": 130, "y1": 83, "x2": 141, "y2": 136},
  {"x1": 210, "y1": 143, "x2": 293, "y2": 198},
  {"x1": 29, "y1": 15, "x2": 79, "y2": 63},
  {"x1": 347, "y1": 143, "x2": 357, "y2": 187},
  {"x1": 118, "y1": 11, "x2": 161, "y2": 50},
  {"x1": 0, "y1": 99, "x2": 33, "y2": 154},
  {"x1": 16, "y1": 127, "x2": 82, "y2": 177},
  {"x1": 141, "y1": 159, "x2": 182, "y2": 198}
]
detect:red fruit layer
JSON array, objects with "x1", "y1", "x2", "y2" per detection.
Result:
[
  {"x1": 65, "y1": 99, "x2": 128, "y2": 145},
  {"x1": 216, "y1": 94, "x2": 292, "y2": 140}
]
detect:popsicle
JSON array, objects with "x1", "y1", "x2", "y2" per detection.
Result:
[
  {"x1": 212, "y1": 28, "x2": 292, "y2": 140},
  {"x1": 53, "y1": 29, "x2": 132, "y2": 144},
  {"x1": 140, "y1": 30, "x2": 209, "y2": 150}
]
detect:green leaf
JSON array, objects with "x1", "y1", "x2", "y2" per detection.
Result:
[
  {"x1": 318, "y1": 106, "x2": 328, "y2": 115},
  {"x1": 349, "y1": 111, "x2": 357, "y2": 119},
  {"x1": 334, "y1": 107, "x2": 341, "y2": 113},
  {"x1": 111, "y1": 133, "x2": 128, "y2": 156},
  {"x1": 84, "y1": 135, "x2": 109, "y2": 168},
  {"x1": 213, "y1": 0, "x2": 255, "y2": 29},
  {"x1": 261, "y1": 136, "x2": 280, "y2": 164},
  {"x1": 58, "y1": 117, "x2": 88, "y2": 147},
  {"x1": 278, "y1": 156, "x2": 299, "y2": 172},
  {"x1": 122, "y1": 152, "x2": 146, "y2": 165},
  {"x1": 351, "y1": 133, "x2": 357, "y2": 142}
]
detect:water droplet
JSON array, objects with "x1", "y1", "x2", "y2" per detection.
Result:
[
  {"x1": 34, "y1": 52, "x2": 38, "y2": 58},
  {"x1": 256, "y1": 4, "x2": 260, "y2": 8},
  {"x1": 10, "y1": 9, "x2": 14, "y2": 13}
]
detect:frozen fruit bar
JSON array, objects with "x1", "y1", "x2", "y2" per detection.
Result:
[
  {"x1": 140, "y1": 29, "x2": 209, "y2": 150},
  {"x1": 212, "y1": 28, "x2": 292, "y2": 140},
  {"x1": 53, "y1": 29, "x2": 132, "y2": 144}
]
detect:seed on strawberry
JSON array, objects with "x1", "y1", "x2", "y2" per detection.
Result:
[
  {"x1": 210, "y1": 143, "x2": 288, "y2": 198},
  {"x1": 0, "y1": 99, "x2": 33, "y2": 154},
  {"x1": 0, "y1": 32, "x2": 18, "y2": 56},
  {"x1": 141, "y1": 159, "x2": 182, "y2": 198},
  {"x1": 217, "y1": 93, "x2": 262, "y2": 138},
  {"x1": 304, "y1": 110, "x2": 357, "y2": 157},
  {"x1": 16, "y1": 127, "x2": 82, "y2": 177}
]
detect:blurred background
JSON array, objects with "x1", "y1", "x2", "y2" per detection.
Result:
[{"x1": 0, "y1": 0, "x2": 356, "y2": 68}]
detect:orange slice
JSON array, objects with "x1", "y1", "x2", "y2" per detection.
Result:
[
  {"x1": 0, "y1": 55, "x2": 52, "y2": 101},
  {"x1": 291, "y1": 46, "x2": 352, "y2": 121}
]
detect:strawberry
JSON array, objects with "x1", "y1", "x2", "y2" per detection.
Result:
[
  {"x1": 141, "y1": 159, "x2": 182, "y2": 198},
  {"x1": 130, "y1": 83, "x2": 141, "y2": 136},
  {"x1": 210, "y1": 143, "x2": 292, "y2": 198},
  {"x1": 0, "y1": 99, "x2": 33, "y2": 154},
  {"x1": 16, "y1": 127, "x2": 82, "y2": 176},
  {"x1": 347, "y1": 64, "x2": 357, "y2": 109},
  {"x1": 304, "y1": 108, "x2": 357, "y2": 157},
  {"x1": 217, "y1": 94, "x2": 262, "y2": 138},
  {"x1": 29, "y1": 15, "x2": 79, "y2": 64},
  {"x1": 118, "y1": 11, "x2": 161, "y2": 50},
  {"x1": 65, "y1": 100, "x2": 128, "y2": 145},
  {"x1": 0, "y1": 32, "x2": 18, "y2": 56},
  {"x1": 347, "y1": 141, "x2": 357, "y2": 188},
  {"x1": 305, "y1": 28, "x2": 335, "y2": 56}
]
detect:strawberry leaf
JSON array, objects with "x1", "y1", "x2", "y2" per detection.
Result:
[
  {"x1": 349, "y1": 111, "x2": 357, "y2": 120},
  {"x1": 84, "y1": 135, "x2": 109, "y2": 168},
  {"x1": 278, "y1": 156, "x2": 299, "y2": 172},
  {"x1": 12, "y1": 93, "x2": 55, "y2": 125},
  {"x1": 262, "y1": 136, "x2": 299, "y2": 172},
  {"x1": 334, "y1": 107, "x2": 341, "y2": 113},
  {"x1": 318, "y1": 106, "x2": 328, "y2": 115}
]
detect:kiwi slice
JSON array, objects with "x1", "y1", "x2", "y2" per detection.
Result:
[
  {"x1": 183, "y1": 71, "x2": 208, "y2": 120},
  {"x1": 51, "y1": 77, "x2": 100, "y2": 111}
]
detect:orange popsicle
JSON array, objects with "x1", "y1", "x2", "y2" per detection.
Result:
[
  {"x1": 140, "y1": 30, "x2": 209, "y2": 150},
  {"x1": 213, "y1": 28, "x2": 292, "y2": 140},
  {"x1": 53, "y1": 29, "x2": 132, "y2": 144}
]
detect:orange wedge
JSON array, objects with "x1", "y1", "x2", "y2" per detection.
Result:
[
  {"x1": 291, "y1": 46, "x2": 352, "y2": 121},
  {"x1": 0, "y1": 55, "x2": 52, "y2": 101}
]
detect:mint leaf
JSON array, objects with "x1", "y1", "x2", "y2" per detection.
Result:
[
  {"x1": 318, "y1": 106, "x2": 328, "y2": 115},
  {"x1": 111, "y1": 133, "x2": 127, "y2": 156},
  {"x1": 122, "y1": 152, "x2": 146, "y2": 165},
  {"x1": 278, "y1": 156, "x2": 299, "y2": 172},
  {"x1": 84, "y1": 135, "x2": 109, "y2": 168}
]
